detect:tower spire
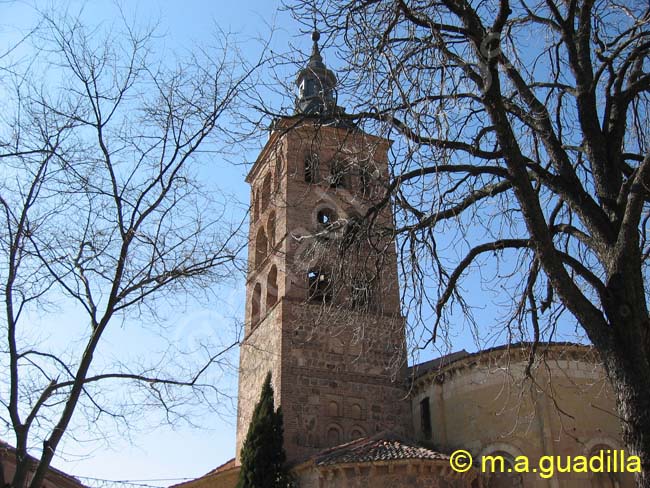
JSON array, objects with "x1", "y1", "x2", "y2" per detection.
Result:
[{"x1": 295, "y1": 29, "x2": 337, "y2": 116}]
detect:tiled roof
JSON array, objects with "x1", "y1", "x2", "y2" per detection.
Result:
[
  {"x1": 168, "y1": 458, "x2": 237, "y2": 488},
  {"x1": 203, "y1": 458, "x2": 236, "y2": 476},
  {"x1": 409, "y1": 341, "x2": 595, "y2": 381},
  {"x1": 0, "y1": 439, "x2": 86, "y2": 488},
  {"x1": 314, "y1": 434, "x2": 450, "y2": 466},
  {"x1": 408, "y1": 350, "x2": 470, "y2": 379}
]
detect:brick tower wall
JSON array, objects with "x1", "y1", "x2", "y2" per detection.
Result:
[
  {"x1": 281, "y1": 302, "x2": 412, "y2": 461},
  {"x1": 236, "y1": 119, "x2": 412, "y2": 465}
]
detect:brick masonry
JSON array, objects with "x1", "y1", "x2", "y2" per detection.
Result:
[{"x1": 236, "y1": 118, "x2": 413, "y2": 464}]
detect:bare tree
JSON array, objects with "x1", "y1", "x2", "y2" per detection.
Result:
[
  {"x1": 0, "y1": 11, "x2": 259, "y2": 488},
  {"x1": 282, "y1": 0, "x2": 650, "y2": 485}
]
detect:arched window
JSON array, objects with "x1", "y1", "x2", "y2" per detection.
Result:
[
  {"x1": 255, "y1": 228, "x2": 268, "y2": 268},
  {"x1": 360, "y1": 167, "x2": 372, "y2": 197},
  {"x1": 419, "y1": 397, "x2": 432, "y2": 440},
  {"x1": 485, "y1": 452, "x2": 523, "y2": 488},
  {"x1": 590, "y1": 445, "x2": 621, "y2": 488},
  {"x1": 267, "y1": 211, "x2": 276, "y2": 248},
  {"x1": 266, "y1": 265, "x2": 278, "y2": 309},
  {"x1": 251, "y1": 283, "x2": 262, "y2": 326},
  {"x1": 349, "y1": 426, "x2": 365, "y2": 441},
  {"x1": 305, "y1": 154, "x2": 319, "y2": 183},
  {"x1": 308, "y1": 269, "x2": 332, "y2": 303},
  {"x1": 261, "y1": 173, "x2": 272, "y2": 209},
  {"x1": 329, "y1": 159, "x2": 346, "y2": 188},
  {"x1": 253, "y1": 190, "x2": 260, "y2": 222},
  {"x1": 316, "y1": 207, "x2": 337, "y2": 226},
  {"x1": 301, "y1": 79, "x2": 316, "y2": 98},
  {"x1": 326, "y1": 425, "x2": 342, "y2": 446},
  {"x1": 327, "y1": 401, "x2": 339, "y2": 417},
  {"x1": 275, "y1": 154, "x2": 283, "y2": 189},
  {"x1": 350, "y1": 403, "x2": 362, "y2": 420}
]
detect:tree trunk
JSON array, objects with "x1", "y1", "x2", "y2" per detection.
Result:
[
  {"x1": 602, "y1": 320, "x2": 650, "y2": 488},
  {"x1": 9, "y1": 435, "x2": 29, "y2": 488}
]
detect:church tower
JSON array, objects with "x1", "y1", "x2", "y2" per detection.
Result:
[{"x1": 235, "y1": 32, "x2": 411, "y2": 464}]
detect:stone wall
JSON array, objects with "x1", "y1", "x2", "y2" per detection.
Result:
[
  {"x1": 294, "y1": 460, "x2": 475, "y2": 488},
  {"x1": 234, "y1": 303, "x2": 283, "y2": 463},
  {"x1": 281, "y1": 302, "x2": 412, "y2": 462}
]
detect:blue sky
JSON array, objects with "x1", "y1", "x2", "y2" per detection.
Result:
[
  {"x1": 0, "y1": 0, "x2": 295, "y2": 484},
  {"x1": 0, "y1": 1, "x2": 588, "y2": 486}
]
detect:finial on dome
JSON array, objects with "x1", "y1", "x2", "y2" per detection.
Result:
[{"x1": 308, "y1": 29, "x2": 324, "y2": 67}]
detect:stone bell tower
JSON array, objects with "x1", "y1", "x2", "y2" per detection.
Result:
[{"x1": 235, "y1": 31, "x2": 411, "y2": 464}]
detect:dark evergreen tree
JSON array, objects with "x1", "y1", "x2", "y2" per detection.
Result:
[{"x1": 237, "y1": 373, "x2": 291, "y2": 488}]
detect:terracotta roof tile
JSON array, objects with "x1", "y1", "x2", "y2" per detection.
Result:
[
  {"x1": 409, "y1": 341, "x2": 594, "y2": 381},
  {"x1": 168, "y1": 458, "x2": 237, "y2": 488},
  {"x1": 0, "y1": 439, "x2": 86, "y2": 488},
  {"x1": 203, "y1": 458, "x2": 236, "y2": 476},
  {"x1": 314, "y1": 434, "x2": 450, "y2": 466},
  {"x1": 408, "y1": 350, "x2": 470, "y2": 378}
]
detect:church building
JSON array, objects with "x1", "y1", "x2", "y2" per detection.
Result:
[{"x1": 171, "y1": 32, "x2": 633, "y2": 488}]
